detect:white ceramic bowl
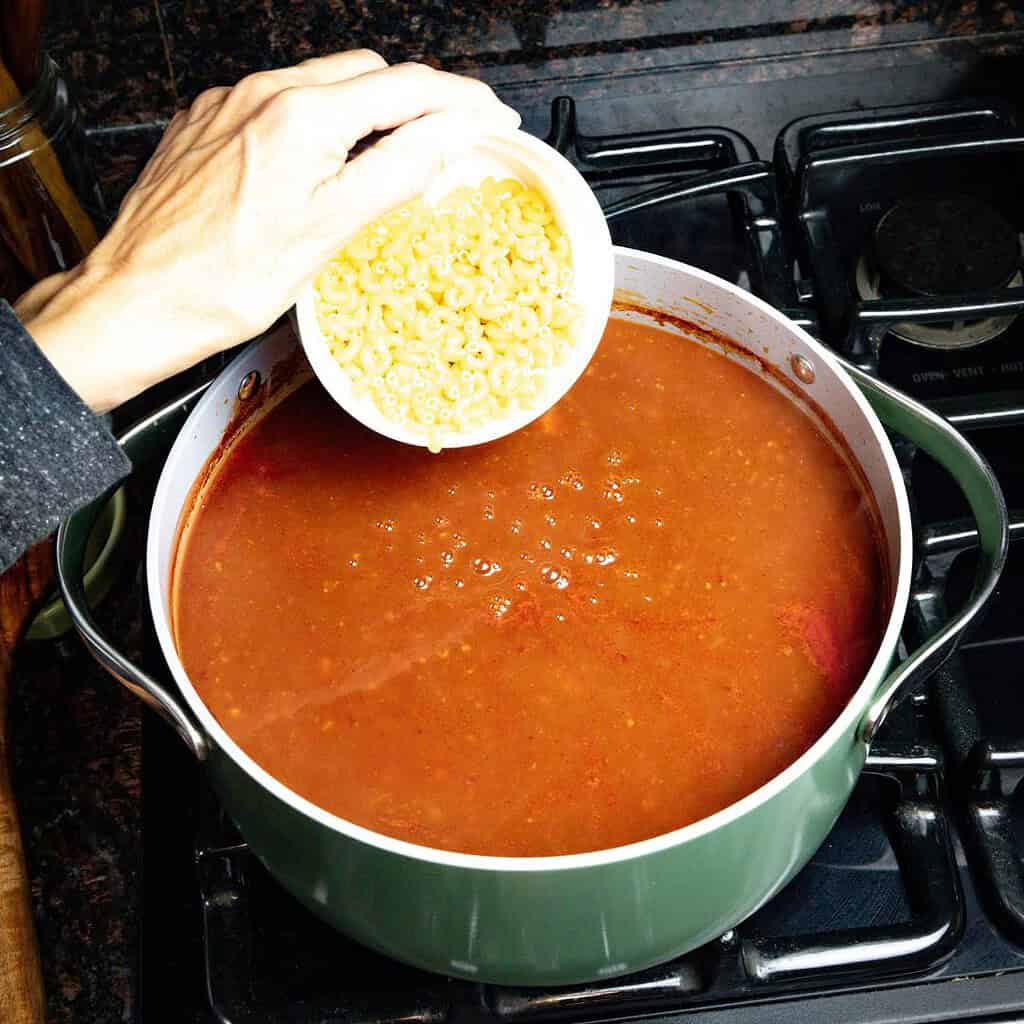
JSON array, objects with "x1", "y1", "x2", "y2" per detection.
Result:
[{"x1": 294, "y1": 114, "x2": 615, "y2": 450}]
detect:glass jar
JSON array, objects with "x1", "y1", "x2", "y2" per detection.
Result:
[{"x1": 0, "y1": 53, "x2": 105, "y2": 301}]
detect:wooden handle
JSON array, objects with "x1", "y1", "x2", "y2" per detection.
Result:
[
  {"x1": 0, "y1": 0, "x2": 46, "y2": 95},
  {"x1": 0, "y1": 542, "x2": 53, "y2": 1024}
]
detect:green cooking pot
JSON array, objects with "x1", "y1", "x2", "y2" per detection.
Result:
[{"x1": 56, "y1": 250, "x2": 1007, "y2": 986}]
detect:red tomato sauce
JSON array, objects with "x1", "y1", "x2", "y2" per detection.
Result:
[{"x1": 173, "y1": 316, "x2": 887, "y2": 857}]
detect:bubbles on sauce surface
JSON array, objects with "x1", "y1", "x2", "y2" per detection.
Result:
[
  {"x1": 528, "y1": 483, "x2": 555, "y2": 501},
  {"x1": 489, "y1": 595, "x2": 513, "y2": 618},
  {"x1": 473, "y1": 558, "x2": 501, "y2": 577},
  {"x1": 440, "y1": 550, "x2": 454, "y2": 569},
  {"x1": 413, "y1": 574, "x2": 433, "y2": 591},
  {"x1": 539, "y1": 565, "x2": 570, "y2": 590},
  {"x1": 559, "y1": 469, "x2": 584, "y2": 491},
  {"x1": 603, "y1": 479, "x2": 624, "y2": 503},
  {"x1": 375, "y1": 519, "x2": 395, "y2": 533},
  {"x1": 606, "y1": 449, "x2": 624, "y2": 466}
]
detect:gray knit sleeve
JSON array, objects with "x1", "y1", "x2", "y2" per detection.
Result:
[{"x1": 0, "y1": 300, "x2": 130, "y2": 572}]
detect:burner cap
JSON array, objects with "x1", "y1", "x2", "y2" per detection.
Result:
[{"x1": 874, "y1": 196, "x2": 1020, "y2": 298}]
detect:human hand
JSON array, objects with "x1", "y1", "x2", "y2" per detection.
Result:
[{"x1": 17, "y1": 51, "x2": 519, "y2": 412}]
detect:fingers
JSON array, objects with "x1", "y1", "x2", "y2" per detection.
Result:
[
  {"x1": 310, "y1": 111, "x2": 495, "y2": 247},
  {"x1": 265, "y1": 62, "x2": 519, "y2": 156},
  {"x1": 139, "y1": 52, "x2": 391, "y2": 184},
  {"x1": 220, "y1": 49, "x2": 389, "y2": 122},
  {"x1": 301, "y1": 65, "x2": 520, "y2": 252},
  {"x1": 281, "y1": 49, "x2": 389, "y2": 85},
  {"x1": 189, "y1": 51, "x2": 384, "y2": 128}
]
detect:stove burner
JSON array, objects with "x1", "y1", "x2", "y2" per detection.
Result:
[
  {"x1": 875, "y1": 196, "x2": 1020, "y2": 298},
  {"x1": 857, "y1": 196, "x2": 1022, "y2": 350}
]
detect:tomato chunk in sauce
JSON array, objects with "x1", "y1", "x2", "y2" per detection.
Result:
[{"x1": 173, "y1": 316, "x2": 886, "y2": 857}]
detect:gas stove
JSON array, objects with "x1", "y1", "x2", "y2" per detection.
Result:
[
  {"x1": 22, "y1": 96, "x2": 1024, "y2": 1022},
  {"x1": 113, "y1": 95, "x2": 1023, "y2": 1023}
]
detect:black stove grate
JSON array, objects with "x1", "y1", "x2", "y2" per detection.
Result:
[
  {"x1": 778, "y1": 100, "x2": 1024, "y2": 418},
  {"x1": 909, "y1": 518, "x2": 1024, "y2": 951},
  {"x1": 964, "y1": 742, "x2": 1024, "y2": 946},
  {"x1": 545, "y1": 97, "x2": 794, "y2": 311}
]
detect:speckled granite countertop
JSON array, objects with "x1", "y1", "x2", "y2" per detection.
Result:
[
  {"x1": 11, "y1": 3, "x2": 1024, "y2": 1021},
  {"x1": 43, "y1": 0, "x2": 1024, "y2": 204}
]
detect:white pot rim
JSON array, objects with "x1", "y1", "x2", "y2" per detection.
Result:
[{"x1": 148, "y1": 247, "x2": 913, "y2": 874}]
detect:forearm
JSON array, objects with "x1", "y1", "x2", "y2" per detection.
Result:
[
  {"x1": 16, "y1": 263, "x2": 196, "y2": 414},
  {"x1": 0, "y1": 300, "x2": 130, "y2": 572}
]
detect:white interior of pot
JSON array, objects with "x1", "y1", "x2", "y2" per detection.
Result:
[{"x1": 146, "y1": 247, "x2": 912, "y2": 869}]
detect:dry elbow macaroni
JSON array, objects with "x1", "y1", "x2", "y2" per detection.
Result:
[{"x1": 314, "y1": 177, "x2": 581, "y2": 452}]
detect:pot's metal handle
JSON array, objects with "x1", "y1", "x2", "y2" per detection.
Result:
[
  {"x1": 840, "y1": 360, "x2": 1009, "y2": 746},
  {"x1": 56, "y1": 383, "x2": 211, "y2": 761}
]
